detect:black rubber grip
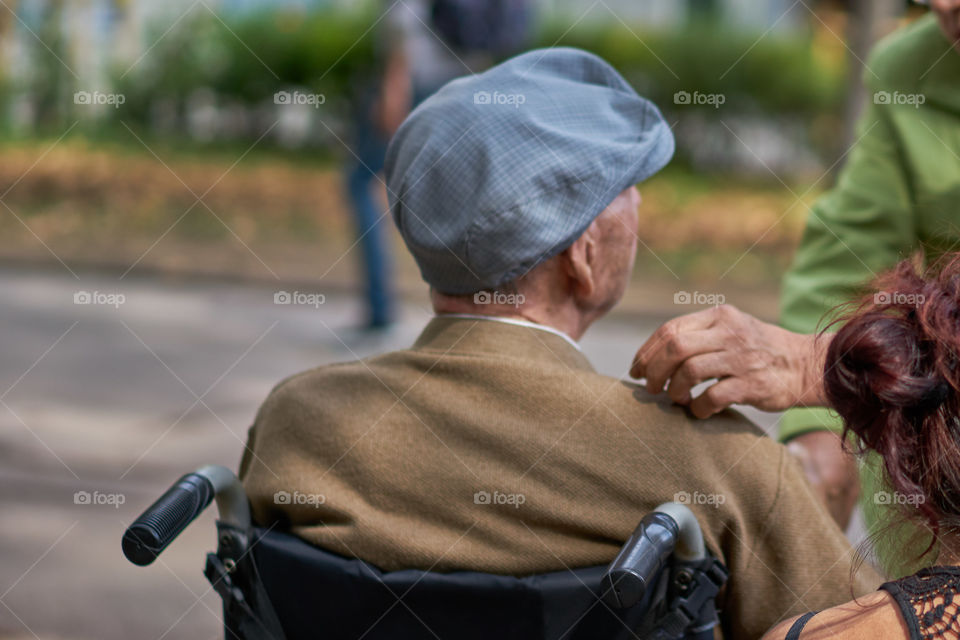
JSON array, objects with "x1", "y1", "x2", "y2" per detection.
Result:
[
  {"x1": 122, "y1": 473, "x2": 215, "y2": 566},
  {"x1": 601, "y1": 512, "x2": 679, "y2": 609}
]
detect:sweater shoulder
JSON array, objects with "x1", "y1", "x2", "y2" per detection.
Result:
[
  {"x1": 597, "y1": 377, "x2": 788, "y2": 482},
  {"x1": 254, "y1": 354, "x2": 398, "y2": 417}
]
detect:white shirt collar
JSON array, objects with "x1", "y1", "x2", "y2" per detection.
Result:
[{"x1": 437, "y1": 314, "x2": 582, "y2": 352}]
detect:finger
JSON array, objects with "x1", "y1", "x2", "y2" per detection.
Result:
[
  {"x1": 631, "y1": 308, "x2": 729, "y2": 378},
  {"x1": 635, "y1": 329, "x2": 727, "y2": 394},
  {"x1": 665, "y1": 352, "x2": 738, "y2": 405},
  {"x1": 630, "y1": 307, "x2": 736, "y2": 378},
  {"x1": 688, "y1": 378, "x2": 747, "y2": 419}
]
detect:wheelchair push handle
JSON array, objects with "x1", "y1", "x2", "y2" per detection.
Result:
[
  {"x1": 602, "y1": 502, "x2": 706, "y2": 609},
  {"x1": 122, "y1": 472, "x2": 214, "y2": 565},
  {"x1": 122, "y1": 465, "x2": 250, "y2": 566}
]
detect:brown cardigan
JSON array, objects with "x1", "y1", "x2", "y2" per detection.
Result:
[{"x1": 240, "y1": 316, "x2": 879, "y2": 639}]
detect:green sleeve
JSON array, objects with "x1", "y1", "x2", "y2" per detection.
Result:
[{"x1": 779, "y1": 94, "x2": 916, "y2": 442}]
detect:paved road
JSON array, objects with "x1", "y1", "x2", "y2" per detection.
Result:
[{"x1": 0, "y1": 267, "x2": 791, "y2": 640}]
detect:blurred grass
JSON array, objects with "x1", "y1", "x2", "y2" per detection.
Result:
[
  {"x1": 0, "y1": 136, "x2": 815, "y2": 292},
  {"x1": 631, "y1": 165, "x2": 814, "y2": 285}
]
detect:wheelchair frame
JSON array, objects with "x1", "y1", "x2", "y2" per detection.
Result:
[{"x1": 122, "y1": 465, "x2": 727, "y2": 640}]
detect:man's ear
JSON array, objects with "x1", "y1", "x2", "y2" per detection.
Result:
[{"x1": 561, "y1": 223, "x2": 598, "y2": 299}]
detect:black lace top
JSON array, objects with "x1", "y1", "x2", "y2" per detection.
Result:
[
  {"x1": 881, "y1": 566, "x2": 960, "y2": 640},
  {"x1": 786, "y1": 566, "x2": 960, "y2": 640}
]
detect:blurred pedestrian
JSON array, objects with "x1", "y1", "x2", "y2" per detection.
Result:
[{"x1": 345, "y1": 0, "x2": 533, "y2": 330}]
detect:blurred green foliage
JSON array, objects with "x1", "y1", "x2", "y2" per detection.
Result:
[
  {"x1": 78, "y1": 7, "x2": 844, "y2": 157},
  {"x1": 114, "y1": 7, "x2": 380, "y2": 125},
  {"x1": 543, "y1": 21, "x2": 844, "y2": 115}
]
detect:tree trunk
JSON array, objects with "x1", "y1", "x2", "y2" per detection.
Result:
[{"x1": 843, "y1": 0, "x2": 904, "y2": 146}]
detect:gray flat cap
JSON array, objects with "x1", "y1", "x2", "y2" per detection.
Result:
[{"x1": 385, "y1": 47, "x2": 674, "y2": 295}]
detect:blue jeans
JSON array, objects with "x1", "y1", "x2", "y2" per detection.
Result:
[
  {"x1": 345, "y1": 83, "x2": 445, "y2": 326},
  {"x1": 346, "y1": 113, "x2": 392, "y2": 328}
]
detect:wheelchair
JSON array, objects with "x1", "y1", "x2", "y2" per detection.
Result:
[{"x1": 122, "y1": 465, "x2": 728, "y2": 640}]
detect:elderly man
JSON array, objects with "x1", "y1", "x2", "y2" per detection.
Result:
[{"x1": 240, "y1": 48, "x2": 876, "y2": 639}]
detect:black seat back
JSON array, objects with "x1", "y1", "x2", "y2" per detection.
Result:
[{"x1": 251, "y1": 528, "x2": 660, "y2": 640}]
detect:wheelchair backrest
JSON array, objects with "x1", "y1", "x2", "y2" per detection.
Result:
[{"x1": 251, "y1": 527, "x2": 659, "y2": 640}]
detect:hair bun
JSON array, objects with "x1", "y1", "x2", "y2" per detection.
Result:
[
  {"x1": 822, "y1": 257, "x2": 960, "y2": 556},
  {"x1": 914, "y1": 378, "x2": 950, "y2": 411}
]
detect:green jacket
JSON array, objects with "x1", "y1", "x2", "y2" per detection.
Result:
[{"x1": 780, "y1": 13, "x2": 960, "y2": 574}]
